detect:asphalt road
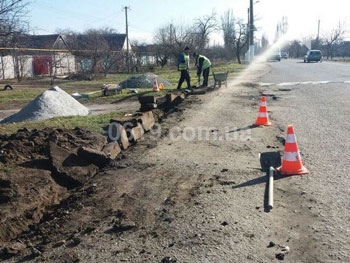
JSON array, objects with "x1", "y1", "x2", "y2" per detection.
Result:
[
  {"x1": 263, "y1": 58, "x2": 350, "y2": 83},
  {"x1": 259, "y1": 58, "x2": 350, "y2": 262}
]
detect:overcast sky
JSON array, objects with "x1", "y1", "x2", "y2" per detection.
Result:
[{"x1": 29, "y1": 0, "x2": 350, "y2": 44}]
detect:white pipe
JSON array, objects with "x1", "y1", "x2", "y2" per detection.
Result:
[{"x1": 268, "y1": 166, "x2": 274, "y2": 209}]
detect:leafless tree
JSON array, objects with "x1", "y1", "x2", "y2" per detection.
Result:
[
  {"x1": 153, "y1": 24, "x2": 175, "y2": 67},
  {"x1": 260, "y1": 34, "x2": 269, "y2": 52},
  {"x1": 193, "y1": 11, "x2": 218, "y2": 52},
  {"x1": 275, "y1": 16, "x2": 288, "y2": 42},
  {"x1": 286, "y1": 40, "x2": 306, "y2": 58},
  {"x1": 83, "y1": 29, "x2": 110, "y2": 75},
  {"x1": 65, "y1": 28, "x2": 125, "y2": 78},
  {"x1": 221, "y1": 9, "x2": 236, "y2": 59},
  {"x1": 233, "y1": 19, "x2": 248, "y2": 64},
  {"x1": 152, "y1": 13, "x2": 220, "y2": 66},
  {"x1": 0, "y1": 0, "x2": 29, "y2": 47},
  {"x1": 322, "y1": 21, "x2": 347, "y2": 59},
  {"x1": 0, "y1": 0, "x2": 29, "y2": 81},
  {"x1": 154, "y1": 23, "x2": 194, "y2": 67},
  {"x1": 14, "y1": 52, "x2": 31, "y2": 80},
  {"x1": 220, "y1": 11, "x2": 252, "y2": 62}
]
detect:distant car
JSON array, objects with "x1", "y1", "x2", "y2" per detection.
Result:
[
  {"x1": 304, "y1": 50, "x2": 322, "y2": 63},
  {"x1": 281, "y1": 52, "x2": 289, "y2": 59},
  {"x1": 267, "y1": 49, "x2": 281, "y2": 61}
]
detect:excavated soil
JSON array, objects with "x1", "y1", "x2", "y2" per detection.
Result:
[
  {"x1": 0, "y1": 87, "x2": 208, "y2": 262},
  {"x1": 1, "y1": 64, "x2": 344, "y2": 263}
]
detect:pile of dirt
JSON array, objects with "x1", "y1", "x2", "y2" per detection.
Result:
[
  {"x1": 0, "y1": 92, "x2": 196, "y2": 262},
  {"x1": 0, "y1": 89, "x2": 188, "y2": 261},
  {"x1": 0, "y1": 126, "x2": 111, "y2": 259},
  {"x1": 119, "y1": 73, "x2": 172, "y2": 89},
  {"x1": 0, "y1": 86, "x2": 89, "y2": 124}
]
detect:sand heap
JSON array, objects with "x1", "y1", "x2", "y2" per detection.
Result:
[{"x1": 0, "y1": 86, "x2": 89, "y2": 124}]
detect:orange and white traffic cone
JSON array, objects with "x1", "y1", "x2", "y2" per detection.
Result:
[
  {"x1": 277, "y1": 125, "x2": 309, "y2": 176},
  {"x1": 254, "y1": 96, "x2": 271, "y2": 126},
  {"x1": 153, "y1": 77, "x2": 159, "y2": 92}
]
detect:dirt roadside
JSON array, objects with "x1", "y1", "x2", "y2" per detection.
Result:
[{"x1": 0, "y1": 63, "x2": 331, "y2": 263}]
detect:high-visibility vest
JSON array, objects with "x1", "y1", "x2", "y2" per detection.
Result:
[
  {"x1": 197, "y1": 55, "x2": 211, "y2": 70},
  {"x1": 178, "y1": 52, "x2": 189, "y2": 70}
]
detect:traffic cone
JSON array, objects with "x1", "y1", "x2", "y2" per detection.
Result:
[
  {"x1": 254, "y1": 96, "x2": 271, "y2": 126},
  {"x1": 153, "y1": 77, "x2": 159, "y2": 92},
  {"x1": 276, "y1": 125, "x2": 309, "y2": 176}
]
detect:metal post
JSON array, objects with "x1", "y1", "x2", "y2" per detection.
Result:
[
  {"x1": 268, "y1": 166, "x2": 274, "y2": 209},
  {"x1": 249, "y1": 0, "x2": 255, "y2": 63},
  {"x1": 247, "y1": 8, "x2": 250, "y2": 62},
  {"x1": 124, "y1": 6, "x2": 130, "y2": 74}
]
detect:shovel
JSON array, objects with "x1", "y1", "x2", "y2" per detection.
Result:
[{"x1": 259, "y1": 151, "x2": 281, "y2": 210}]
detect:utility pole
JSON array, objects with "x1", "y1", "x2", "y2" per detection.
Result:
[
  {"x1": 124, "y1": 6, "x2": 130, "y2": 73},
  {"x1": 247, "y1": 8, "x2": 250, "y2": 52},
  {"x1": 170, "y1": 24, "x2": 173, "y2": 44},
  {"x1": 249, "y1": 0, "x2": 254, "y2": 63},
  {"x1": 314, "y1": 19, "x2": 320, "y2": 49}
]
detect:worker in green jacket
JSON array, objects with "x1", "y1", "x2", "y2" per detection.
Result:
[
  {"x1": 176, "y1": 47, "x2": 191, "y2": 90},
  {"x1": 193, "y1": 53, "x2": 211, "y2": 88}
]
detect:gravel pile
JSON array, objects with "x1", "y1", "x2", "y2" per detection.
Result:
[
  {"x1": 119, "y1": 73, "x2": 172, "y2": 89},
  {"x1": 0, "y1": 86, "x2": 89, "y2": 124}
]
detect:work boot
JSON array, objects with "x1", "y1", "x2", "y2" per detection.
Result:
[{"x1": 184, "y1": 87, "x2": 193, "y2": 94}]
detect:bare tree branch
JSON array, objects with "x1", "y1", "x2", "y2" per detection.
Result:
[
  {"x1": 221, "y1": 9, "x2": 236, "y2": 58},
  {"x1": 0, "y1": 0, "x2": 29, "y2": 42},
  {"x1": 322, "y1": 21, "x2": 347, "y2": 59},
  {"x1": 193, "y1": 11, "x2": 218, "y2": 51}
]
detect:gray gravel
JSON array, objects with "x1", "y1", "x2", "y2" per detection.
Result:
[
  {"x1": 0, "y1": 86, "x2": 89, "y2": 124},
  {"x1": 119, "y1": 73, "x2": 172, "y2": 89}
]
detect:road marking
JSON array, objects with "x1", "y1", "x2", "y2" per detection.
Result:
[
  {"x1": 257, "y1": 80, "x2": 348, "y2": 86},
  {"x1": 277, "y1": 82, "x2": 300, "y2": 86}
]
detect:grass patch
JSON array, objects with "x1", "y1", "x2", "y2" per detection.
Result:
[
  {"x1": 0, "y1": 88, "x2": 47, "y2": 104},
  {"x1": 0, "y1": 61, "x2": 245, "y2": 134},
  {"x1": 0, "y1": 111, "x2": 127, "y2": 135}
]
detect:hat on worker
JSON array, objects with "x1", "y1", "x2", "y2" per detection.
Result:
[{"x1": 184, "y1": 46, "x2": 190, "y2": 51}]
